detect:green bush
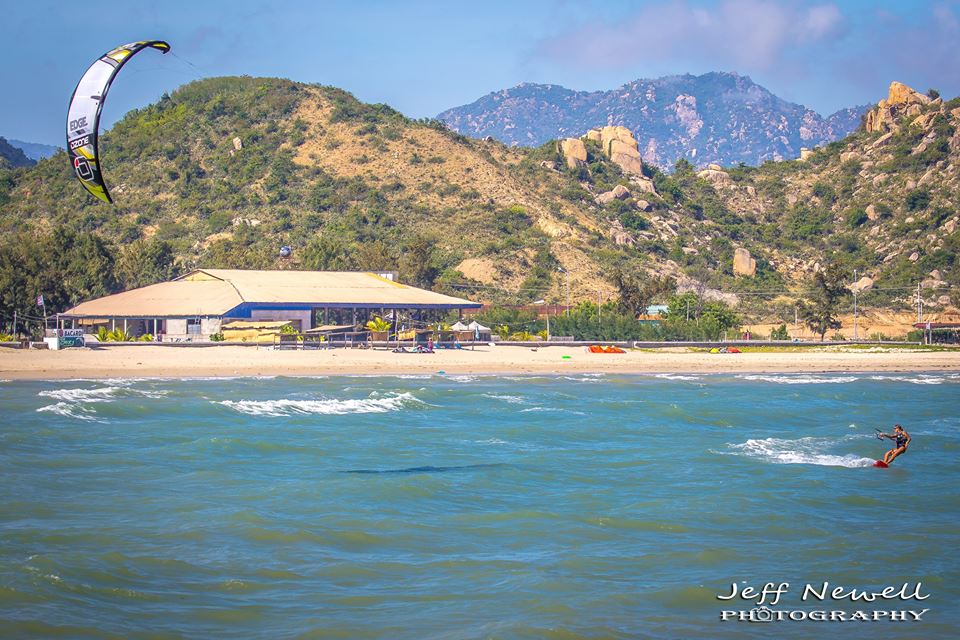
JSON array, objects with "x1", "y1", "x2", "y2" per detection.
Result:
[
  {"x1": 905, "y1": 188, "x2": 931, "y2": 212},
  {"x1": 812, "y1": 182, "x2": 836, "y2": 203},
  {"x1": 845, "y1": 208, "x2": 868, "y2": 229},
  {"x1": 770, "y1": 324, "x2": 790, "y2": 340}
]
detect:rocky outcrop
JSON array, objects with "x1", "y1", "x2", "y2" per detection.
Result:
[
  {"x1": 849, "y1": 276, "x2": 874, "y2": 293},
  {"x1": 595, "y1": 184, "x2": 631, "y2": 205},
  {"x1": 733, "y1": 248, "x2": 756, "y2": 277},
  {"x1": 630, "y1": 175, "x2": 658, "y2": 195},
  {"x1": 584, "y1": 126, "x2": 645, "y2": 175},
  {"x1": 697, "y1": 167, "x2": 732, "y2": 186},
  {"x1": 864, "y1": 82, "x2": 931, "y2": 133},
  {"x1": 559, "y1": 138, "x2": 587, "y2": 169}
]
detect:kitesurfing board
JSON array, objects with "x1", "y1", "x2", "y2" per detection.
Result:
[{"x1": 873, "y1": 460, "x2": 889, "y2": 468}]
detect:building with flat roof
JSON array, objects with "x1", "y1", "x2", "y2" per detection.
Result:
[{"x1": 60, "y1": 269, "x2": 481, "y2": 341}]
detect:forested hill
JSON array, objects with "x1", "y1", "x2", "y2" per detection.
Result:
[{"x1": 0, "y1": 76, "x2": 957, "y2": 324}]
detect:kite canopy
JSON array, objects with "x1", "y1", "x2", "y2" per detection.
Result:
[{"x1": 66, "y1": 40, "x2": 170, "y2": 204}]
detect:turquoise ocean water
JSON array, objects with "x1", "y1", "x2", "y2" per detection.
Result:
[{"x1": 1, "y1": 373, "x2": 958, "y2": 639}]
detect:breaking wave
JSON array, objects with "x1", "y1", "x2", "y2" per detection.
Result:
[
  {"x1": 736, "y1": 374, "x2": 859, "y2": 385},
  {"x1": 35, "y1": 384, "x2": 168, "y2": 421},
  {"x1": 868, "y1": 374, "x2": 956, "y2": 385},
  {"x1": 36, "y1": 402, "x2": 101, "y2": 422},
  {"x1": 481, "y1": 393, "x2": 527, "y2": 404},
  {"x1": 721, "y1": 437, "x2": 875, "y2": 468},
  {"x1": 216, "y1": 392, "x2": 425, "y2": 417}
]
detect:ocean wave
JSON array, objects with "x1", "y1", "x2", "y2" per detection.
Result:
[
  {"x1": 653, "y1": 373, "x2": 702, "y2": 381},
  {"x1": 722, "y1": 437, "x2": 874, "y2": 468},
  {"x1": 736, "y1": 374, "x2": 858, "y2": 385},
  {"x1": 216, "y1": 392, "x2": 424, "y2": 417},
  {"x1": 36, "y1": 384, "x2": 168, "y2": 421},
  {"x1": 481, "y1": 393, "x2": 527, "y2": 404},
  {"x1": 868, "y1": 375, "x2": 952, "y2": 385},
  {"x1": 519, "y1": 406, "x2": 586, "y2": 415},
  {"x1": 474, "y1": 438, "x2": 509, "y2": 445},
  {"x1": 36, "y1": 401, "x2": 101, "y2": 422},
  {"x1": 560, "y1": 375, "x2": 605, "y2": 383},
  {"x1": 39, "y1": 386, "x2": 168, "y2": 401}
]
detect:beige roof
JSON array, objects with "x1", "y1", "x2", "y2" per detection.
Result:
[{"x1": 64, "y1": 269, "x2": 479, "y2": 318}]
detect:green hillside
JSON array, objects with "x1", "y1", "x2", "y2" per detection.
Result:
[{"x1": 1, "y1": 76, "x2": 957, "y2": 331}]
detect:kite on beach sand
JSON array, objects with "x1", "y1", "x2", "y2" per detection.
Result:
[{"x1": 66, "y1": 40, "x2": 170, "y2": 203}]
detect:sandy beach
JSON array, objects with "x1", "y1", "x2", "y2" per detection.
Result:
[{"x1": 2, "y1": 344, "x2": 959, "y2": 379}]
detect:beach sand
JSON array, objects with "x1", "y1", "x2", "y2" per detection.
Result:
[{"x1": 2, "y1": 344, "x2": 959, "y2": 379}]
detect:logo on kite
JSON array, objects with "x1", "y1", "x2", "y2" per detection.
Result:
[
  {"x1": 73, "y1": 157, "x2": 94, "y2": 181},
  {"x1": 66, "y1": 40, "x2": 170, "y2": 204}
]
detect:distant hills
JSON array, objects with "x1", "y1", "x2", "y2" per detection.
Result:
[
  {"x1": 0, "y1": 137, "x2": 35, "y2": 169},
  {"x1": 7, "y1": 139, "x2": 60, "y2": 161},
  {"x1": 438, "y1": 72, "x2": 871, "y2": 168}
]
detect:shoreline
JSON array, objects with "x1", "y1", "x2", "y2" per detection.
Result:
[{"x1": 2, "y1": 344, "x2": 960, "y2": 380}]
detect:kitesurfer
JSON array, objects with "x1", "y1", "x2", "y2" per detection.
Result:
[{"x1": 878, "y1": 424, "x2": 911, "y2": 465}]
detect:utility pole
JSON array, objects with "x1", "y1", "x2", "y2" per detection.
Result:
[
  {"x1": 916, "y1": 282, "x2": 922, "y2": 324},
  {"x1": 557, "y1": 267, "x2": 570, "y2": 316},
  {"x1": 853, "y1": 269, "x2": 858, "y2": 340},
  {"x1": 597, "y1": 290, "x2": 601, "y2": 329}
]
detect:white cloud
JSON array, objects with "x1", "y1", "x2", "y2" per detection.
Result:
[{"x1": 536, "y1": 0, "x2": 845, "y2": 72}]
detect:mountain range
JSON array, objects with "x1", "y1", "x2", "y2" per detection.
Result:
[
  {"x1": 6, "y1": 139, "x2": 60, "y2": 161},
  {"x1": 0, "y1": 137, "x2": 35, "y2": 169},
  {"x1": 438, "y1": 72, "x2": 871, "y2": 169}
]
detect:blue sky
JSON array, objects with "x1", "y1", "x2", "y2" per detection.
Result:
[{"x1": 3, "y1": 0, "x2": 958, "y2": 145}]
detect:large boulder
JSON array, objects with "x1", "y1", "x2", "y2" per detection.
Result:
[
  {"x1": 582, "y1": 125, "x2": 645, "y2": 176},
  {"x1": 559, "y1": 138, "x2": 587, "y2": 169},
  {"x1": 595, "y1": 184, "x2": 631, "y2": 205},
  {"x1": 697, "y1": 168, "x2": 732, "y2": 185},
  {"x1": 864, "y1": 81, "x2": 931, "y2": 133},
  {"x1": 849, "y1": 276, "x2": 874, "y2": 293},
  {"x1": 733, "y1": 248, "x2": 756, "y2": 277}
]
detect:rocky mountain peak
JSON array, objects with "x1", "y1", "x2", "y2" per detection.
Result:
[{"x1": 438, "y1": 72, "x2": 870, "y2": 168}]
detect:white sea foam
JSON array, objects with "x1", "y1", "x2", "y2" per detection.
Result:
[
  {"x1": 446, "y1": 375, "x2": 482, "y2": 383},
  {"x1": 39, "y1": 386, "x2": 123, "y2": 401},
  {"x1": 216, "y1": 392, "x2": 423, "y2": 417},
  {"x1": 36, "y1": 401, "x2": 101, "y2": 422},
  {"x1": 560, "y1": 375, "x2": 605, "y2": 383},
  {"x1": 654, "y1": 373, "x2": 702, "y2": 381},
  {"x1": 868, "y1": 375, "x2": 950, "y2": 385},
  {"x1": 519, "y1": 406, "x2": 586, "y2": 415},
  {"x1": 723, "y1": 437, "x2": 874, "y2": 468},
  {"x1": 737, "y1": 374, "x2": 858, "y2": 385},
  {"x1": 39, "y1": 386, "x2": 168, "y2": 401},
  {"x1": 475, "y1": 438, "x2": 509, "y2": 445},
  {"x1": 481, "y1": 393, "x2": 527, "y2": 404}
]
